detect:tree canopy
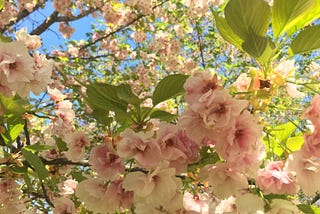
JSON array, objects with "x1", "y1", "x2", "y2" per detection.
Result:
[{"x1": 0, "y1": 0, "x2": 320, "y2": 213}]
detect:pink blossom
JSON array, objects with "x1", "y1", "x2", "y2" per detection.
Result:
[
  {"x1": 157, "y1": 123, "x2": 200, "y2": 173},
  {"x1": 202, "y1": 89, "x2": 248, "y2": 129},
  {"x1": 184, "y1": 71, "x2": 221, "y2": 111},
  {"x1": 256, "y1": 161, "x2": 298, "y2": 195},
  {"x1": 179, "y1": 108, "x2": 217, "y2": 145},
  {"x1": 286, "y1": 150, "x2": 320, "y2": 195},
  {"x1": 303, "y1": 94, "x2": 320, "y2": 127},
  {"x1": 64, "y1": 131, "x2": 90, "y2": 162},
  {"x1": 203, "y1": 163, "x2": 248, "y2": 198},
  {"x1": 59, "y1": 179, "x2": 77, "y2": 195},
  {"x1": 183, "y1": 192, "x2": 212, "y2": 214},
  {"x1": 56, "y1": 100, "x2": 75, "y2": 124},
  {"x1": 117, "y1": 129, "x2": 162, "y2": 169},
  {"x1": 267, "y1": 199, "x2": 300, "y2": 214},
  {"x1": 215, "y1": 111, "x2": 262, "y2": 164},
  {"x1": 214, "y1": 196, "x2": 237, "y2": 214},
  {"x1": 286, "y1": 82, "x2": 304, "y2": 98},
  {"x1": 52, "y1": 197, "x2": 76, "y2": 214},
  {"x1": 89, "y1": 143, "x2": 125, "y2": 180},
  {"x1": 235, "y1": 193, "x2": 265, "y2": 213},
  {"x1": 123, "y1": 166, "x2": 181, "y2": 207},
  {"x1": 14, "y1": 27, "x2": 42, "y2": 50},
  {"x1": 75, "y1": 178, "x2": 109, "y2": 213},
  {"x1": 302, "y1": 129, "x2": 320, "y2": 157}
]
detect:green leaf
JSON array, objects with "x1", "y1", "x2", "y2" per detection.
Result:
[
  {"x1": 149, "y1": 109, "x2": 178, "y2": 122},
  {"x1": 0, "y1": 94, "x2": 26, "y2": 115},
  {"x1": 286, "y1": 135, "x2": 304, "y2": 152},
  {"x1": 91, "y1": 109, "x2": 113, "y2": 125},
  {"x1": 242, "y1": 32, "x2": 268, "y2": 58},
  {"x1": 23, "y1": 143, "x2": 55, "y2": 152},
  {"x1": 8, "y1": 123, "x2": 24, "y2": 142},
  {"x1": 272, "y1": 0, "x2": 320, "y2": 37},
  {"x1": 225, "y1": 0, "x2": 271, "y2": 39},
  {"x1": 55, "y1": 137, "x2": 68, "y2": 152},
  {"x1": 86, "y1": 83, "x2": 128, "y2": 111},
  {"x1": 289, "y1": 25, "x2": 320, "y2": 54},
  {"x1": 270, "y1": 122, "x2": 297, "y2": 143},
  {"x1": 116, "y1": 84, "x2": 142, "y2": 108},
  {"x1": 0, "y1": 0, "x2": 4, "y2": 11},
  {"x1": 21, "y1": 149, "x2": 49, "y2": 180},
  {"x1": 152, "y1": 74, "x2": 189, "y2": 106},
  {"x1": 213, "y1": 12, "x2": 243, "y2": 50},
  {"x1": 297, "y1": 204, "x2": 320, "y2": 214}
]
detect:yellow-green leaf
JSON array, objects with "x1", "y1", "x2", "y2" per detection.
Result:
[{"x1": 289, "y1": 25, "x2": 320, "y2": 54}]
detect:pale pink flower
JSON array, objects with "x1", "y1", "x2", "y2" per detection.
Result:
[
  {"x1": 123, "y1": 167, "x2": 181, "y2": 207},
  {"x1": 75, "y1": 178, "x2": 109, "y2": 213},
  {"x1": 117, "y1": 129, "x2": 162, "y2": 169},
  {"x1": 179, "y1": 108, "x2": 216, "y2": 145},
  {"x1": 58, "y1": 22, "x2": 75, "y2": 39},
  {"x1": 203, "y1": 163, "x2": 248, "y2": 198},
  {"x1": 266, "y1": 199, "x2": 299, "y2": 214},
  {"x1": 48, "y1": 87, "x2": 67, "y2": 103},
  {"x1": 231, "y1": 73, "x2": 260, "y2": 92},
  {"x1": 256, "y1": 161, "x2": 298, "y2": 195},
  {"x1": 183, "y1": 192, "x2": 212, "y2": 214},
  {"x1": 303, "y1": 94, "x2": 320, "y2": 127},
  {"x1": 202, "y1": 89, "x2": 248, "y2": 129},
  {"x1": 157, "y1": 123, "x2": 199, "y2": 173},
  {"x1": 0, "y1": 41, "x2": 34, "y2": 95},
  {"x1": 285, "y1": 82, "x2": 304, "y2": 98},
  {"x1": 89, "y1": 143, "x2": 125, "y2": 180},
  {"x1": 286, "y1": 150, "x2": 320, "y2": 195},
  {"x1": 214, "y1": 196, "x2": 237, "y2": 214},
  {"x1": 215, "y1": 111, "x2": 262, "y2": 163},
  {"x1": 235, "y1": 193, "x2": 265, "y2": 213},
  {"x1": 274, "y1": 59, "x2": 295, "y2": 78},
  {"x1": 60, "y1": 179, "x2": 77, "y2": 195},
  {"x1": 56, "y1": 100, "x2": 75, "y2": 124},
  {"x1": 64, "y1": 131, "x2": 90, "y2": 162},
  {"x1": 302, "y1": 129, "x2": 320, "y2": 157},
  {"x1": 184, "y1": 71, "x2": 221, "y2": 111},
  {"x1": 52, "y1": 197, "x2": 76, "y2": 214},
  {"x1": 14, "y1": 27, "x2": 42, "y2": 50}
]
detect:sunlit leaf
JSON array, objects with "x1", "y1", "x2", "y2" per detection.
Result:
[
  {"x1": 225, "y1": 0, "x2": 271, "y2": 39},
  {"x1": 149, "y1": 109, "x2": 178, "y2": 122},
  {"x1": 272, "y1": 0, "x2": 320, "y2": 37},
  {"x1": 289, "y1": 25, "x2": 320, "y2": 54},
  {"x1": 297, "y1": 204, "x2": 320, "y2": 214},
  {"x1": 152, "y1": 74, "x2": 189, "y2": 106},
  {"x1": 21, "y1": 149, "x2": 49, "y2": 180}
]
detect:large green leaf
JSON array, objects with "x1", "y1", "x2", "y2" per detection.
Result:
[
  {"x1": 152, "y1": 74, "x2": 189, "y2": 106},
  {"x1": 0, "y1": 0, "x2": 3, "y2": 11},
  {"x1": 272, "y1": 0, "x2": 320, "y2": 37},
  {"x1": 21, "y1": 149, "x2": 49, "y2": 180},
  {"x1": 225, "y1": 0, "x2": 271, "y2": 39},
  {"x1": 242, "y1": 32, "x2": 268, "y2": 58},
  {"x1": 86, "y1": 83, "x2": 128, "y2": 111},
  {"x1": 289, "y1": 25, "x2": 320, "y2": 54},
  {"x1": 213, "y1": 12, "x2": 243, "y2": 50},
  {"x1": 149, "y1": 109, "x2": 178, "y2": 122}
]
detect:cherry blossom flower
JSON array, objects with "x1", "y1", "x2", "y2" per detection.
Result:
[
  {"x1": 235, "y1": 193, "x2": 265, "y2": 214},
  {"x1": 52, "y1": 197, "x2": 76, "y2": 214},
  {"x1": 183, "y1": 192, "x2": 213, "y2": 214},
  {"x1": 286, "y1": 150, "x2": 320, "y2": 195},
  {"x1": 256, "y1": 161, "x2": 298, "y2": 195},
  {"x1": 303, "y1": 94, "x2": 320, "y2": 128},
  {"x1": 14, "y1": 27, "x2": 42, "y2": 50},
  {"x1": 117, "y1": 128, "x2": 162, "y2": 169},
  {"x1": 123, "y1": 166, "x2": 182, "y2": 208},
  {"x1": 64, "y1": 131, "x2": 90, "y2": 162},
  {"x1": 266, "y1": 199, "x2": 300, "y2": 214},
  {"x1": 203, "y1": 163, "x2": 248, "y2": 198},
  {"x1": 89, "y1": 143, "x2": 125, "y2": 180},
  {"x1": 59, "y1": 179, "x2": 77, "y2": 196}
]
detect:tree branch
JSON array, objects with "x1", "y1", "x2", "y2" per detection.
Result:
[
  {"x1": 81, "y1": 0, "x2": 169, "y2": 50},
  {"x1": 30, "y1": 7, "x2": 98, "y2": 35},
  {"x1": 0, "y1": 1, "x2": 47, "y2": 33}
]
